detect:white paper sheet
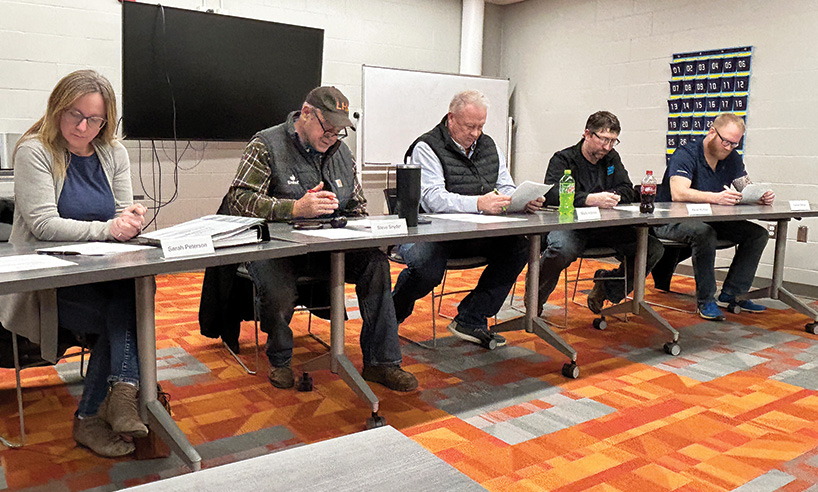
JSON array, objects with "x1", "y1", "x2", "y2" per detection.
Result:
[
  {"x1": 429, "y1": 214, "x2": 527, "y2": 224},
  {"x1": 508, "y1": 181, "x2": 553, "y2": 212},
  {"x1": 0, "y1": 254, "x2": 77, "y2": 274},
  {"x1": 739, "y1": 183, "x2": 772, "y2": 204}
]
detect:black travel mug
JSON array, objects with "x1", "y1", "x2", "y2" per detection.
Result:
[{"x1": 396, "y1": 164, "x2": 421, "y2": 227}]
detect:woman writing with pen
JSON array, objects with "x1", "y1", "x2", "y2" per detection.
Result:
[{"x1": 0, "y1": 70, "x2": 147, "y2": 457}]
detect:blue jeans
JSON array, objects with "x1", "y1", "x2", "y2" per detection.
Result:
[
  {"x1": 57, "y1": 279, "x2": 140, "y2": 417},
  {"x1": 392, "y1": 236, "x2": 530, "y2": 331},
  {"x1": 248, "y1": 249, "x2": 402, "y2": 368},
  {"x1": 538, "y1": 227, "x2": 665, "y2": 308},
  {"x1": 654, "y1": 220, "x2": 768, "y2": 304}
]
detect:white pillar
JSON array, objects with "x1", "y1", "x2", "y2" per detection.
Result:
[{"x1": 460, "y1": 0, "x2": 484, "y2": 75}]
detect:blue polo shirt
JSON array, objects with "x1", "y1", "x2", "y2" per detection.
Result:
[{"x1": 657, "y1": 138, "x2": 747, "y2": 202}]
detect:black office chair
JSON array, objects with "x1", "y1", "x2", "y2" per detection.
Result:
[
  {"x1": 640, "y1": 184, "x2": 742, "y2": 313},
  {"x1": 229, "y1": 265, "x2": 331, "y2": 375},
  {"x1": 1, "y1": 327, "x2": 90, "y2": 447},
  {"x1": 383, "y1": 188, "x2": 491, "y2": 348}
]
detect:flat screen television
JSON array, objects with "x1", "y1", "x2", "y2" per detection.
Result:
[{"x1": 122, "y1": 2, "x2": 324, "y2": 141}]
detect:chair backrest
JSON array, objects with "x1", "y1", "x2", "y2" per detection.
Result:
[{"x1": 383, "y1": 187, "x2": 398, "y2": 215}]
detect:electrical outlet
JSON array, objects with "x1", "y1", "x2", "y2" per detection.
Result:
[
  {"x1": 797, "y1": 225, "x2": 808, "y2": 243},
  {"x1": 766, "y1": 222, "x2": 776, "y2": 239}
]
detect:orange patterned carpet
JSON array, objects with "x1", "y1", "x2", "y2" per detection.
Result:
[{"x1": 2, "y1": 261, "x2": 818, "y2": 491}]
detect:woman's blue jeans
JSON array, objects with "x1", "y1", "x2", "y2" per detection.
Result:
[{"x1": 57, "y1": 279, "x2": 140, "y2": 417}]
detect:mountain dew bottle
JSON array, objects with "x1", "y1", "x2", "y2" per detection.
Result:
[{"x1": 558, "y1": 170, "x2": 575, "y2": 216}]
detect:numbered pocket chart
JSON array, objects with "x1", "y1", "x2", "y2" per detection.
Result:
[{"x1": 666, "y1": 46, "x2": 752, "y2": 165}]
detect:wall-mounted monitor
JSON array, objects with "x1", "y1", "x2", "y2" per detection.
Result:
[{"x1": 122, "y1": 2, "x2": 323, "y2": 141}]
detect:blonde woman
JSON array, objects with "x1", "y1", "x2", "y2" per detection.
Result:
[{"x1": 0, "y1": 70, "x2": 147, "y2": 457}]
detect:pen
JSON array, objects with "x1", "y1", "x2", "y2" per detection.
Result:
[
  {"x1": 37, "y1": 250, "x2": 80, "y2": 256},
  {"x1": 723, "y1": 185, "x2": 730, "y2": 191}
]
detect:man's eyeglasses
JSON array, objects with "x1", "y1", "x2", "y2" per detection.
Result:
[
  {"x1": 63, "y1": 109, "x2": 106, "y2": 130},
  {"x1": 315, "y1": 112, "x2": 348, "y2": 140},
  {"x1": 713, "y1": 127, "x2": 741, "y2": 149},
  {"x1": 591, "y1": 131, "x2": 620, "y2": 147}
]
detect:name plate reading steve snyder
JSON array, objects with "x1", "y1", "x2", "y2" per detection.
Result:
[
  {"x1": 371, "y1": 218, "x2": 409, "y2": 236},
  {"x1": 790, "y1": 200, "x2": 811, "y2": 212},
  {"x1": 161, "y1": 236, "x2": 215, "y2": 258}
]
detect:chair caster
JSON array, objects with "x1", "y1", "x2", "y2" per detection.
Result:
[
  {"x1": 593, "y1": 317, "x2": 607, "y2": 330},
  {"x1": 561, "y1": 362, "x2": 579, "y2": 379},
  {"x1": 366, "y1": 412, "x2": 386, "y2": 429},
  {"x1": 297, "y1": 372, "x2": 313, "y2": 392},
  {"x1": 727, "y1": 303, "x2": 741, "y2": 315},
  {"x1": 806, "y1": 322, "x2": 818, "y2": 335},
  {"x1": 664, "y1": 342, "x2": 681, "y2": 356}
]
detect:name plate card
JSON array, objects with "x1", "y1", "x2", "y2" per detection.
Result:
[
  {"x1": 790, "y1": 200, "x2": 811, "y2": 211},
  {"x1": 687, "y1": 203, "x2": 712, "y2": 216},
  {"x1": 161, "y1": 236, "x2": 215, "y2": 258},
  {"x1": 371, "y1": 218, "x2": 409, "y2": 236},
  {"x1": 575, "y1": 207, "x2": 602, "y2": 221}
]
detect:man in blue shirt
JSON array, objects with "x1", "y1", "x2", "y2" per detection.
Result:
[
  {"x1": 655, "y1": 113, "x2": 774, "y2": 320},
  {"x1": 391, "y1": 90, "x2": 543, "y2": 349}
]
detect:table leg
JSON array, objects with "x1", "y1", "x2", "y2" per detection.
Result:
[
  {"x1": 493, "y1": 234, "x2": 578, "y2": 376},
  {"x1": 302, "y1": 252, "x2": 379, "y2": 413},
  {"x1": 598, "y1": 226, "x2": 680, "y2": 348},
  {"x1": 741, "y1": 219, "x2": 818, "y2": 328},
  {"x1": 135, "y1": 276, "x2": 201, "y2": 471}
]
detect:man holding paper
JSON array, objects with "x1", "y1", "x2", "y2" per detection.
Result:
[
  {"x1": 391, "y1": 90, "x2": 543, "y2": 349},
  {"x1": 537, "y1": 111, "x2": 665, "y2": 315},
  {"x1": 206, "y1": 86, "x2": 417, "y2": 392},
  {"x1": 655, "y1": 113, "x2": 773, "y2": 320}
]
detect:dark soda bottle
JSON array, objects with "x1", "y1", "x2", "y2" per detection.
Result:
[{"x1": 640, "y1": 170, "x2": 657, "y2": 214}]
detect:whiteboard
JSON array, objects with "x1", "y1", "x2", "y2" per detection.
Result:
[{"x1": 361, "y1": 65, "x2": 510, "y2": 169}]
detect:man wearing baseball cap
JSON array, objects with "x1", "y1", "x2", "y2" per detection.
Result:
[{"x1": 202, "y1": 86, "x2": 417, "y2": 392}]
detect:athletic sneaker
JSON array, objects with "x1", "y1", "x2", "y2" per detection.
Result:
[
  {"x1": 697, "y1": 301, "x2": 725, "y2": 321},
  {"x1": 447, "y1": 321, "x2": 507, "y2": 347},
  {"x1": 717, "y1": 293, "x2": 767, "y2": 313}
]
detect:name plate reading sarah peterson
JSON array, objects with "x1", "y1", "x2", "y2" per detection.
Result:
[
  {"x1": 371, "y1": 218, "x2": 409, "y2": 236},
  {"x1": 790, "y1": 200, "x2": 811, "y2": 212},
  {"x1": 575, "y1": 207, "x2": 602, "y2": 221},
  {"x1": 161, "y1": 236, "x2": 215, "y2": 258},
  {"x1": 687, "y1": 203, "x2": 713, "y2": 216}
]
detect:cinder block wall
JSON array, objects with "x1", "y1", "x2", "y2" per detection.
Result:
[{"x1": 488, "y1": 0, "x2": 818, "y2": 288}]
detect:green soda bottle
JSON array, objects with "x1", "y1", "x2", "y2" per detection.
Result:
[{"x1": 558, "y1": 170, "x2": 575, "y2": 216}]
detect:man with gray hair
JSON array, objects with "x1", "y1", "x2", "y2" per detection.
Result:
[
  {"x1": 655, "y1": 113, "x2": 773, "y2": 321},
  {"x1": 392, "y1": 90, "x2": 544, "y2": 349}
]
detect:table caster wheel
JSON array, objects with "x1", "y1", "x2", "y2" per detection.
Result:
[
  {"x1": 366, "y1": 412, "x2": 386, "y2": 429},
  {"x1": 561, "y1": 362, "x2": 579, "y2": 379},
  {"x1": 593, "y1": 318, "x2": 607, "y2": 330},
  {"x1": 664, "y1": 342, "x2": 681, "y2": 356},
  {"x1": 728, "y1": 303, "x2": 741, "y2": 315},
  {"x1": 806, "y1": 322, "x2": 818, "y2": 335},
  {"x1": 482, "y1": 338, "x2": 498, "y2": 350},
  {"x1": 297, "y1": 372, "x2": 313, "y2": 392}
]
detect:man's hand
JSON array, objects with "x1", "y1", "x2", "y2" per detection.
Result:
[
  {"x1": 477, "y1": 191, "x2": 512, "y2": 215},
  {"x1": 525, "y1": 196, "x2": 545, "y2": 213},
  {"x1": 584, "y1": 192, "x2": 620, "y2": 209},
  {"x1": 292, "y1": 182, "x2": 339, "y2": 218},
  {"x1": 759, "y1": 190, "x2": 775, "y2": 206},
  {"x1": 715, "y1": 188, "x2": 743, "y2": 206}
]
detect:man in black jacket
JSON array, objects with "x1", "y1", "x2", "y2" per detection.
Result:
[{"x1": 537, "y1": 111, "x2": 664, "y2": 315}]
